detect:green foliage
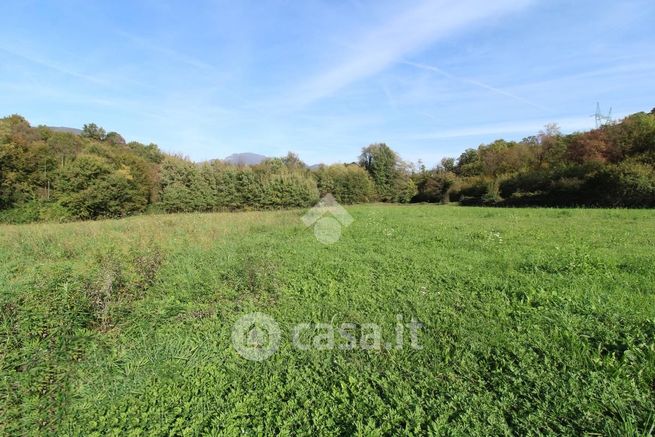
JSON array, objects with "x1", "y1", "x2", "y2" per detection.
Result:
[
  {"x1": 209, "y1": 162, "x2": 241, "y2": 209},
  {"x1": 160, "y1": 182, "x2": 196, "y2": 213},
  {"x1": 2, "y1": 109, "x2": 655, "y2": 223},
  {"x1": 46, "y1": 132, "x2": 84, "y2": 167},
  {"x1": 314, "y1": 164, "x2": 374, "y2": 204},
  {"x1": 158, "y1": 155, "x2": 319, "y2": 213},
  {"x1": 259, "y1": 171, "x2": 319, "y2": 208},
  {"x1": 455, "y1": 148, "x2": 482, "y2": 176},
  {"x1": 456, "y1": 176, "x2": 490, "y2": 198},
  {"x1": 609, "y1": 112, "x2": 655, "y2": 161},
  {"x1": 590, "y1": 161, "x2": 655, "y2": 207},
  {"x1": 359, "y1": 143, "x2": 414, "y2": 202},
  {"x1": 0, "y1": 117, "x2": 160, "y2": 222},
  {"x1": 395, "y1": 176, "x2": 417, "y2": 203},
  {"x1": 413, "y1": 170, "x2": 458, "y2": 203},
  {"x1": 0, "y1": 201, "x2": 71, "y2": 224},
  {"x1": 125, "y1": 141, "x2": 165, "y2": 164},
  {"x1": 1, "y1": 206, "x2": 655, "y2": 434},
  {"x1": 55, "y1": 155, "x2": 148, "y2": 219},
  {"x1": 440, "y1": 157, "x2": 456, "y2": 173},
  {"x1": 104, "y1": 131, "x2": 126, "y2": 145},
  {"x1": 81, "y1": 123, "x2": 106, "y2": 141},
  {"x1": 0, "y1": 200, "x2": 42, "y2": 224},
  {"x1": 0, "y1": 115, "x2": 51, "y2": 208},
  {"x1": 449, "y1": 110, "x2": 655, "y2": 207},
  {"x1": 280, "y1": 151, "x2": 307, "y2": 171}
]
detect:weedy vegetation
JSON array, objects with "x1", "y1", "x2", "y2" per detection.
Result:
[{"x1": 1, "y1": 204, "x2": 655, "y2": 435}]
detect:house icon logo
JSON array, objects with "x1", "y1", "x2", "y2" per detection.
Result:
[
  {"x1": 301, "y1": 194, "x2": 354, "y2": 245},
  {"x1": 231, "y1": 312, "x2": 281, "y2": 361}
]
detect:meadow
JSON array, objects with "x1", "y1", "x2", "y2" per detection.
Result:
[{"x1": 1, "y1": 204, "x2": 654, "y2": 435}]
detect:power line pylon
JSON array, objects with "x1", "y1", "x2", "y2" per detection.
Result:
[{"x1": 593, "y1": 102, "x2": 612, "y2": 128}]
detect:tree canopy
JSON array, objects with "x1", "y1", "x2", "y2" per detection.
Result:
[{"x1": 1, "y1": 108, "x2": 654, "y2": 223}]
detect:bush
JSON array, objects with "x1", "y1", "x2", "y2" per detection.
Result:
[
  {"x1": 158, "y1": 158, "x2": 320, "y2": 212},
  {"x1": 314, "y1": 164, "x2": 374, "y2": 204},
  {"x1": 454, "y1": 177, "x2": 492, "y2": 200},
  {"x1": 589, "y1": 162, "x2": 655, "y2": 207},
  {"x1": 412, "y1": 171, "x2": 458, "y2": 203},
  {"x1": 396, "y1": 177, "x2": 417, "y2": 203},
  {"x1": 500, "y1": 171, "x2": 552, "y2": 198},
  {"x1": 260, "y1": 172, "x2": 319, "y2": 208},
  {"x1": 56, "y1": 156, "x2": 148, "y2": 219},
  {"x1": 160, "y1": 182, "x2": 196, "y2": 213},
  {"x1": 0, "y1": 201, "x2": 42, "y2": 224}
]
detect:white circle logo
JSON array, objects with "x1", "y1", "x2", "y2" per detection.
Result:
[{"x1": 231, "y1": 312, "x2": 281, "y2": 361}]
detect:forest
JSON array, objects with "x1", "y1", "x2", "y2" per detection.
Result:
[{"x1": 1, "y1": 108, "x2": 654, "y2": 223}]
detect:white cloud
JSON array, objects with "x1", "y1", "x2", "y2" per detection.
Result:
[
  {"x1": 287, "y1": 0, "x2": 533, "y2": 107},
  {"x1": 401, "y1": 60, "x2": 551, "y2": 112},
  {"x1": 115, "y1": 30, "x2": 219, "y2": 71},
  {"x1": 0, "y1": 45, "x2": 108, "y2": 86}
]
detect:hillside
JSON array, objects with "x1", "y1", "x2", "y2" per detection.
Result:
[
  {"x1": 46, "y1": 126, "x2": 83, "y2": 135},
  {"x1": 223, "y1": 152, "x2": 268, "y2": 165}
]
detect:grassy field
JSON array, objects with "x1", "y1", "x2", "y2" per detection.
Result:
[{"x1": 1, "y1": 204, "x2": 655, "y2": 435}]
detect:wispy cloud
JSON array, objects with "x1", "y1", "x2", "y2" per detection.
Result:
[
  {"x1": 115, "y1": 30, "x2": 218, "y2": 71},
  {"x1": 3, "y1": 0, "x2": 651, "y2": 165},
  {"x1": 286, "y1": 0, "x2": 533, "y2": 107},
  {"x1": 508, "y1": 60, "x2": 655, "y2": 93},
  {"x1": 0, "y1": 46, "x2": 108, "y2": 86},
  {"x1": 404, "y1": 114, "x2": 630, "y2": 141},
  {"x1": 401, "y1": 60, "x2": 551, "y2": 112}
]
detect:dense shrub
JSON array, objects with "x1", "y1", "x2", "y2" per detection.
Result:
[
  {"x1": 157, "y1": 156, "x2": 319, "y2": 213},
  {"x1": 395, "y1": 174, "x2": 417, "y2": 203},
  {"x1": 444, "y1": 111, "x2": 655, "y2": 207},
  {"x1": 55, "y1": 155, "x2": 148, "y2": 219},
  {"x1": 499, "y1": 171, "x2": 552, "y2": 198},
  {"x1": 359, "y1": 143, "x2": 415, "y2": 202},
  {"x1": 2, "y1": 109, "x2": 655, "y2": 222},
  {"x1": 413, "y1": 171, "x2": 458, "y2": 203},
  {"x1": 161, "y1": 182, "x2": 196, "y2": 213},
  {"x1": 314, "y1": 164, "x2": 374, "y2": 204},
  {"x1": 455, "y1": 177, "x2": 491, "y2": 199},
  {"x1": 0, "y1": 200, "x2": 42, "y2": 224},
  {"x1": 0, "y1": 116, "x2": 162, "y2": 221},
  {"x1": 260, "y1": 172, "x2": 319, "y2": 208},
  {"x1": 588, "y1": 161, "x2": 655, "y2": 207}
]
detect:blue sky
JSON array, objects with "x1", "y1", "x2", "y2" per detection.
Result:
[{"x1": 1, "y1": 0, "x2": 654, "y2": 166}]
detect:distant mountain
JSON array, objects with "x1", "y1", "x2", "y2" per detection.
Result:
[
  {"x1": 47, "y1": 126, "x2": 82, "y2": 135},
  {"x1": 224, "y1": 152, "x2": 268, "y2": 165}
]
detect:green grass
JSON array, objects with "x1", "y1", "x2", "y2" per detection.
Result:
[{"x1": 1, "y1": 204, "x2": 655, "y2": 435}]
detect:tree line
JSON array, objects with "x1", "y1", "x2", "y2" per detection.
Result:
[
  {"x1": 1, "y1": 108, "x2": 654, "y2": 223},
  {"x1": 415, "y1": 109, "x2": 655, "y2": 207}
]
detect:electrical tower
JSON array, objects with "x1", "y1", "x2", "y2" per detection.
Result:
[{"x1": 593, "y1": 102, "x2": 612, "y2": 128}]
